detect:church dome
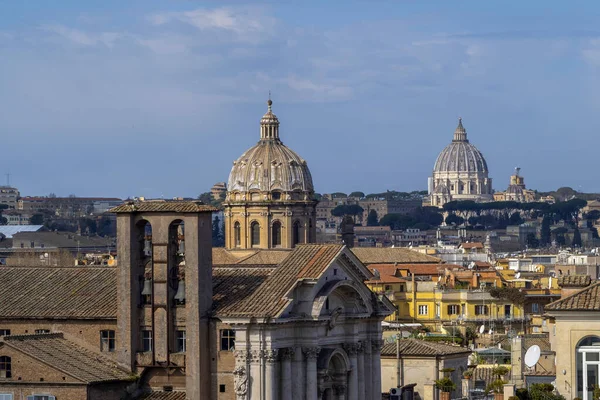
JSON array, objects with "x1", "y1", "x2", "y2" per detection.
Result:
[
  {"x1": 433, "y1": 118, "x2": 488, "y2": 174},
  {"x1": 227, "y1": 100, "x2": 314, "y2": 199}
]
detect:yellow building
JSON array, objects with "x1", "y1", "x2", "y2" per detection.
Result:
[{"x1": 223, "y1": 99, "x2": 317, "y2": 250}]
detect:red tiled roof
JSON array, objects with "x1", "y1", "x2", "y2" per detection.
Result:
[
  {"x1": 110, "y1": 201, "x2": 218, "y2": 213},
  {"x1": 367, "y1": 274, "x2": 406, "y2": 284},
  {"x1": 351, "y1": 247, "x2": 441, "y2": 264},
  {"x1": 546, "y1": 281, "x2": 600, "y2": 311},
  {"x1": 138, "y1": 392, "x2": 186, "y2": 400},
  {"x1": 381, "y1": 339, "x2": 470, "y2": 357},
  {"x1": 0, "y1": 333, "x2": 130, "y2": 383},
  {"x1": 461, "y1": 242, "x2": 484, "y2": 249}
]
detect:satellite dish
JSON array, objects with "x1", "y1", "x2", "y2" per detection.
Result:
[
  {"x1": 489, "y1": 329, "x2": 493, "y2": 335},
  {"x1": 515, "y1": 272, "x2": 521, "y2": 279},
  {"x1": 524, "y1": 345, "x2": 541, "y2": 368},
  {"x1": 479, "y1": 325, "x2": 485, "y2": 334}
]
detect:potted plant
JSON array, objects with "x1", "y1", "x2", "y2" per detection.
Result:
[
  {"x1": 486, "y1": 366, "x2": 509, "y2": 400},
  {"x1": 463, "y1": 370, "x2": 473, "y2": 380},
  {"x1": 435, "y1": 377, "x2": 456, "y2": 400}
]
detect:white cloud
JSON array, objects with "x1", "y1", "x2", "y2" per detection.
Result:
[
  {"x1": 41, "y1": 24, "x2": 121, "y2": 48},
  {"x1": 148, "y1": 7, "x2": 275, "y2": 43}
]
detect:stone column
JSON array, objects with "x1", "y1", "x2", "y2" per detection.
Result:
[
  {"x1": 371, "y1": 339, "x2": 383, "y2": 400},
  {"x1": 461, "y1": 378, "x2": 472, "y2": 399},
  {"x1": 357, "y1": 342, "x2": 366, "y2": 399},
  {"x1": 281, "y1": 348, "x2": 294, "y2": 399},
  {"x1": 249, "y1": 350, "x2": 261, "y2": 399},
  {"x1": 344, "y1": 343, "x2": 359, "y2": 400},
  {"x1": 265, "y1": 349, "x2": 279, "y2": 400},
  {"x1": 304, "y1": 347, "x2": 321, "y2": 400},
  {"x1": 292, "y1": 347, "x2": 305, "y2": 400},
  {"x1": 363, "y1": 340, "x2": 373, "y2": 400}
]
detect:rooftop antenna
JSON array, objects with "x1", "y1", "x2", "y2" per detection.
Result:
[{"x1": 5, "y1": 171, "x2": 10, "y2": 186}]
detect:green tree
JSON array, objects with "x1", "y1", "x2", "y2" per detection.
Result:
[
  {"x1": 379, "y1": 214, "x2": 417, "y2": 230},
  {"x1": 212, "y1": 216, "x2": 224, "y2": 247},
  {"x1": 540, "y1": 216, "x2": 551, "y2": 246},
  {"x1": 349, "y1": 191, "x2": 365, "y2": 198},
  {"x1": 572, "y1": 226, "x2": 582, "y2": 247},
  {"x1": 367, "y1": 209, "x2": 379, "y2": 226},
  {"x1": 30, "y1": 214, "x2": 45, "y2": 225},
  {"x1": 445, "y1": 213, "x2": 464, "y2": 226}
]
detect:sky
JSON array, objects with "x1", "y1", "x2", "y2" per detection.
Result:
[{"x1": 1, "y1": 1, "x2": 600, "y2": 198}]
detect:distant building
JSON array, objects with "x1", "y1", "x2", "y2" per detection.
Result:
[
  {"x1": 18, "y1": 196, "x2": 122, "y2": 217},
  {"x1": 358, "y1": 198, "x2": 421, "y2": 226},
  {"x1": 493, "y1": 168, "x2": 536, "y2": 202},
  {"x1": 0, "y1": 186, "x2": 19, "y2": 209},
  {"x1": 2, "y1": 210, "x2": 30, "y2": 225},
  {"x1": 210, "y1": 182, "x2": 227, "y2": 201},
  {"x1": 429, "y1": 118, "x2": 493, "y2": 207}
]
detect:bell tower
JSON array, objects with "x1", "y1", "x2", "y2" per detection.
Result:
[{"x1": 112, "y1": 200, "x2": 217, "y2": 398}]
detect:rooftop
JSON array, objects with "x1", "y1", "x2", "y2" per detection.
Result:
[
  {"x1": 381, "y1": 339, "x2": 471, "y2": 357},
  {"x1": 546, "y1": 281, "x2": 600, "y2": 312},
  {"x1": 351, "y1": 247, "x2": 441, "y2": 265},
  {"x1": 0, "y1": 333, "x2": 130, "y2": 383},
  {"x1": 110, "y1": 200, "x2": 218, "y2": 213},
  {"x1": 557, "y1": 274, "x2": 592, "y2": 287}
]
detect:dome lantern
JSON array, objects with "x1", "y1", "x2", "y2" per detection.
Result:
[
  {"x1": 453, "y1": 117, "x2": 468, "y2": 142},
  {"x1": 260, "y1": 98, "x2": 280, "y2": 141}
]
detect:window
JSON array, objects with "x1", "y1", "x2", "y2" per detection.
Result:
[
  {"x1": 447, "y1": 305, "x2": 460, "y2": 315},
  {"x1": 27, "y1": 396, "x2": 55, "y2": 400},
  {"x1": 34, "y1": 329, "x2": 50, "y2": 334},
  {"x1": 385, "y1": 285, "x2": 392, "y2": 291},
  {"x1": 251, "y1": 222, "x2": 260, "y2": 247},
  {"x1": 100, "y1": 330, "x2": 115, "y2": 352},
  {"x1": 292, "y1": 221, "x2": 300, "y2": 246},
  {"x1": 272, "y1": 222, "x2": 281, "y2": 247},
  {"x1": 272, "y1": 192, "x2": 281, "y2": 200},
  {"x1": 142, "y1": 330, "x2": 152, "y2": 352},
  {"x1": 0, "y1": 357, "x2": 11, "y2": 378},
  {"x1": 219, "y1": 385, "x2": 226, "y2": 393},
  {"x1": 532, "y1": 303, "x2": 540, "y2": 313},
  {"x1": 418, "y1": 305, "x2": 428, "y2": 316},
  {"x1": 0, "y1": 394, "x2": 13, "y2": 400},
  {"x1": 0, "y1": 330, "x2": 10, "y2": 336},
  {"x1": 234, "y1": 222, "x2": 241, "y2": 247},
  {"x1": 220, "y1": 329, "x2": 235, "y2": 351},
  {"x1": 475, "y1": 305, "x2": 489, "y2": 315},
  {"x1": 176, "y1": 330, "x2": 186, "y2": 353}
]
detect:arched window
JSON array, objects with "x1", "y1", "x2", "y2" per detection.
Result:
[
  {"x1": 272, "y1": 221, "x2": 282, "y2": 247},
  {"x1": 576, "y1": 336, "x2": 600, "y2": 400},
  {"x1": 234, "y1": 222, "x2": 241, "y2": 247},
  {"x1": 308, "y1": 219, "x2": 313, "y2": 243},
  {"x1": 293, "y1": 221, "x2": 301, "y2": 246},
  {"x1": 251, "y1": 222, "x2": 260, "y2": 247},
  {"x1": 0, "y1": 356, "x2": 11, "y2": 378}
]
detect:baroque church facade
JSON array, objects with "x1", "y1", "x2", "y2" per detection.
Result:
[{"x1": 428, "y1": 118, "x2": 493, "y2": 207}]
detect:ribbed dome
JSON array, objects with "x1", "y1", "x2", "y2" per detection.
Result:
[
  {"x1": 227, "y1": 100, "x2": 314, "y2": 196},
  {"x1": 433, "y1": 118, "x2": 488, "y2": 174}
]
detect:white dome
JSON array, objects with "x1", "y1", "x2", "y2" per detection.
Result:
[{"x1": 433, "y1": 118, "x2": 488, "y2": 174}]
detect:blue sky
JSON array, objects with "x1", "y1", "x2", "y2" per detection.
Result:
[{"x1": 1, "y1": 1, "x2": 599, "y2": 198}]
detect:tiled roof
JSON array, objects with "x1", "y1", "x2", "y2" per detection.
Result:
[
  {"x1": 211, "y1": 248, "x2": 291, "y2": 266},
  {"x1": 212, "y1": 248, "x2": 246, "y2": 265},
  {"x1": 351, "y1": 247, "x2": 441, "y2": 264},
  {"x1": 138, "y1": 392, "x2": 186, "y2": 400},
  {"x1": 0, "y1": 333, "x2": 130, "y2": 383},
  {"x1": 237, "y1": 249, "x2": 291, "y2": 265},
  {"x1": 367, "y1": 274, "x2": 406, "y2": 284},
  {"x1": 368, "y1": 263, "x2": 447, "y2": 276},
  {"x1": 0, "y1": 267, "x2": 116, "y2": 319},
  {"x1": 546, "y1": 281, "x2": 600, "y2": 311},
  {"x1": 110, "y1": 201, "x2": 218, "y2": 213},
  {"x1": 215, "y1": 244, "x2": 343, "y2": 318},
  {"x1": 381, "y1": 339, "x2": 470, "y2": 357},
  {"x1": 557, "y1": 274, "x2": 592, "y2": 287},
  {"x1": 212, "y1": 266, "x2": 275, "y2": 316},
  {"x1": 461, "y1": 242, "x2": 484, "y2": 249}
]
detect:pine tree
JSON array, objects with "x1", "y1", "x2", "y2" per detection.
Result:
[
  {"x1": 572, "y1": 226, "x2": 582, "y2": 248},
  {"x1": 540, "y1": 216, "x2": 551, "y2": 246}
]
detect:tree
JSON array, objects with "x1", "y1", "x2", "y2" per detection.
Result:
[
  {"x1": 445, "y1": 213, "x2": 464, "y2": 226},
  {"x1": 367, "y1": 209, "x2": 379, "y2": 226},
  {"x1": 198, "y1": 192, "x2": 213, "y2": 204},
  {"x1": 540, "y1": 216, "x2": 551, "y2": 246},
  {"x1": 30, "y1": 214, "x2": 45, "y2": 225},
  {"x1": 379, "y1": 214, "x2": 417, "y2": 230},
  {"x1": 572, "y1": 226, "x2": 582, "y2": 247},
  {"x1": 526, "y1": 233, "x2": 539, "y2": 248},
  {"x1": 212, "y1": 216, "x2": 224, "y2": 247},
  {"x1": 349, "y1": 191, "x2": 365, "y2": 199},
  {"x1": 331, "y1": 192, "x2": 347, "y2": 199}
]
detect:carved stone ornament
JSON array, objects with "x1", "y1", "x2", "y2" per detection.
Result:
[
  {"x1": 234, "y1": 350, "x2": 249, "y2": 363},
  {"x1": 328, "y1": 307, "x2": 343, "y2": 330},
  {"x1": 281, "y1": 347, "x2": 295, "y2": 361},
  {"x1": 233, "y1": 366, "x2": 248, "y2": 397},
  {"x1": 303, "y1": 347, "x2": 321, "y2": 360},
  {"x1": 333, "y1": 384, "x2": 347, "y2": 395},
  {"x1": 262, "y1": 349, "x2": 279, "y2": 363},
  {"x1": 343, "y1": 343, "x2": 360, "y2": 356}
]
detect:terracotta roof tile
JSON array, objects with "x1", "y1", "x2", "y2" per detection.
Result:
[
  {"x1": 212, "y1": 248, "x2": 291, "y2": 266},
  {"x1": 381, "y1": 339, "x2": 470, "y2": 357},
  {"x1": 367, "y1": 274, "x2": 406, "y2": 284},
  {"x1": 368, "y1": 263, "x2": 447, "y2": 276},
  {"x1": 546, "y1": 281, "x2": 600, "y2": 311},
  {"x1": 461, "y1": 242, "x2": 484, "y2": 249},
  {"x1": 110, "y1": 201, "x2": 218, "y2": 213},
  {"x1": 236, "y1": 249, "x2": 291, "y2": 265},
  {"x1": 1, "y1": 333, "x2": 130, "y2": 383},
  {"x1": 0, "y1": 267, "x2": 116, "y2": 319},
  {"x1": 351, "y1": 247, "x2": 441, "y2": 264},
  {"x1": 215, "y1": 244, "x2": 343, "y2": 318},
  {"x1": 139, "y1": 392, "x2": 186, "y2": 400},
  {"x1": 557, "y1": 274, "x2": 592, "y2": 287}
]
